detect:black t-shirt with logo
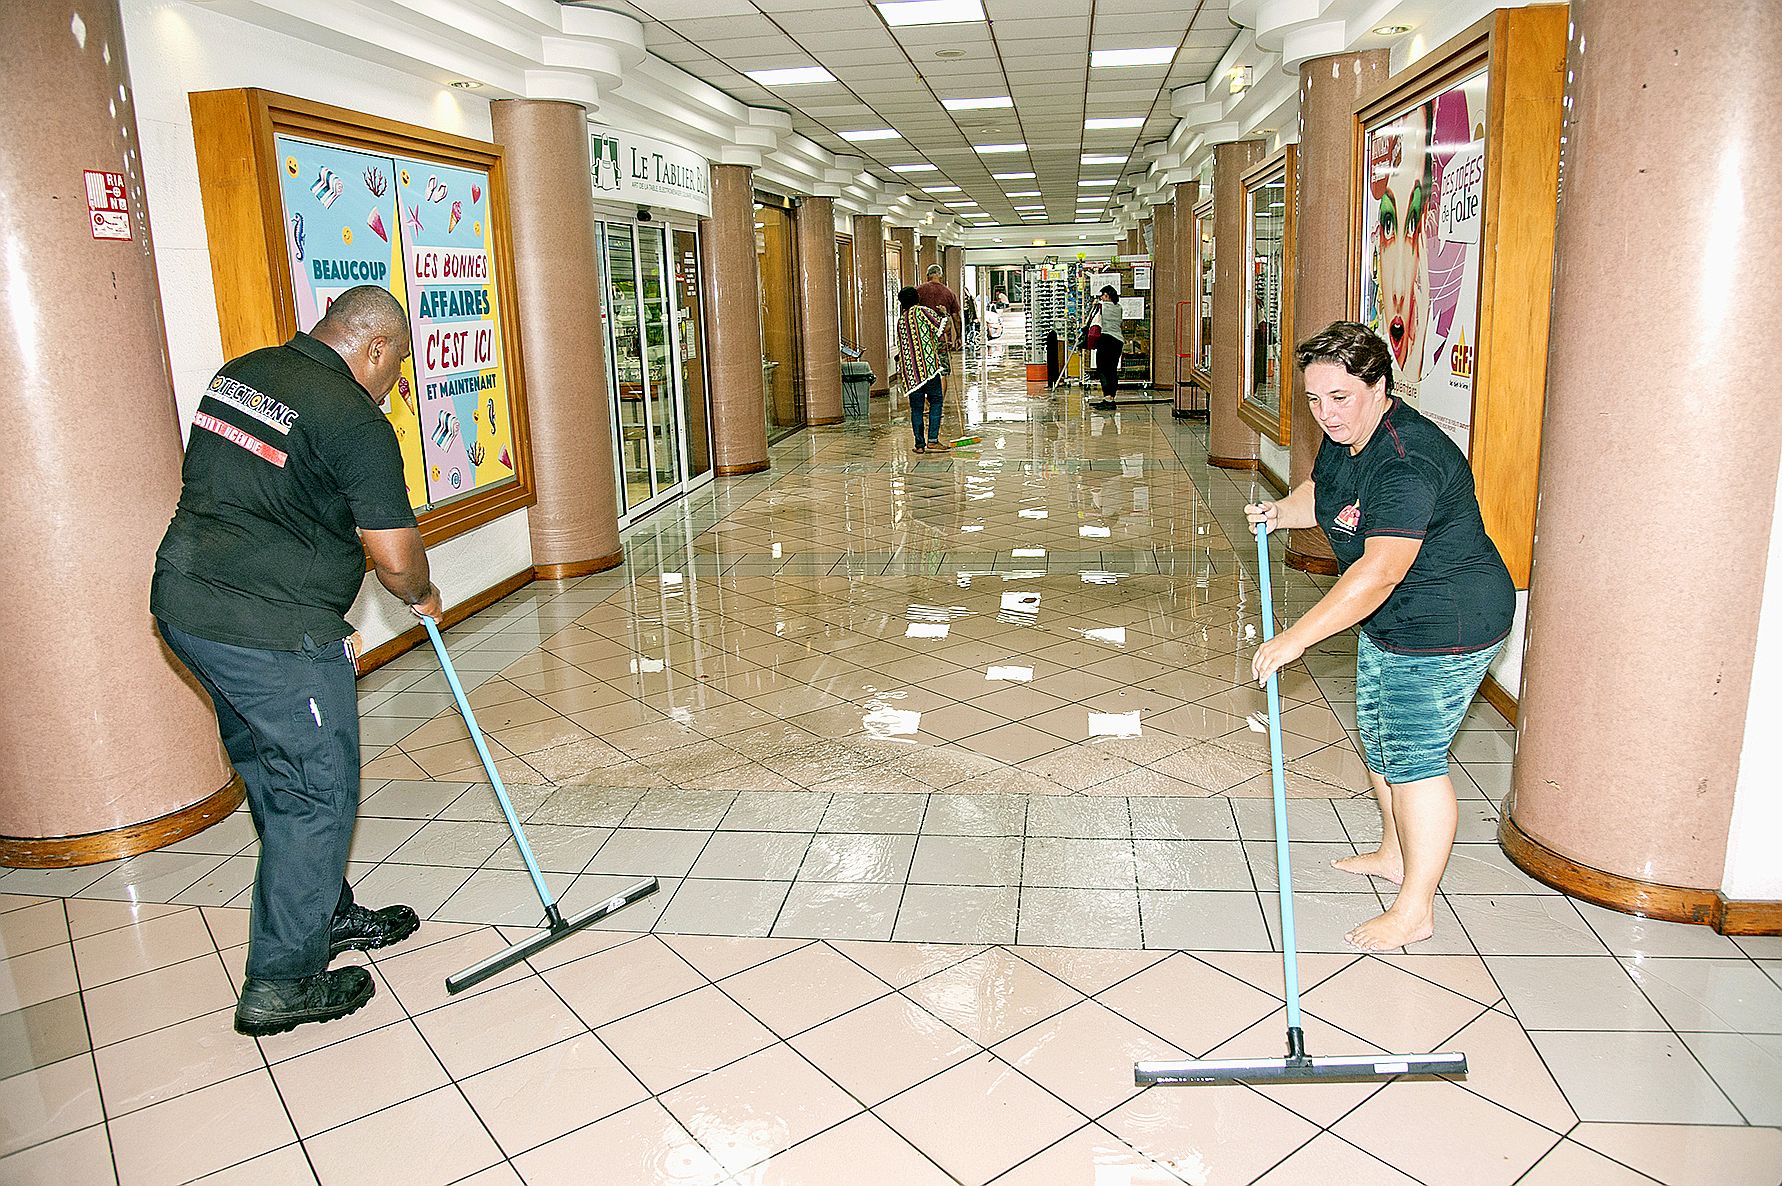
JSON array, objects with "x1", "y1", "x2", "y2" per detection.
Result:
[
  {"x1": 1311, "y1": 397, "x2": 1513, "y2": 654},
  {"x1": 152, "y1": 333, "x2": 417, "y2": 650}
]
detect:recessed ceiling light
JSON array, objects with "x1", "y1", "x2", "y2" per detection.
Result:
[
  {"x1": 1081, "y1": 154, "x2": 1126, "y2": 165},
  {"x1": 1078, "y1": 178, "x2": 1117, "y2": 187},
  {"x1": 993, "y1": 172, "x2": 1035, "y2": 180},
  {"x1": 924, "y1": 185, "x2": 963, "y2": 193},
  {"x1": 974, "y1": 143, "x2": 1026, "y2": 154},
  {"x1": 1006, "y1": 190, "x2": 1041, "y2": 197},
  {"x1": 1084, "y1": 116, "x2": 1145, "y2": 129},
  {"x1": 745, "y1": 66, "x2": 836, "y2": 86},
  {"x1": 841, "y1": 129, "x2": 902, "y2": 141},
  {"x1": 942, "y1": 200, "x2": 977, "y2": 207},
  {"x1": 890, "y1": 163, "x2": 939, "y2": 173},
  {"x1": 943, "y1": 96, "x2": 1012, "y2": 110},
  {"x1": 877, "y1": 0, "x2": 986, "y2": 28},
  {"x1": 1090, "y1": 47, "x2": 1175, "y2": 68},
  {"x1": 1076, "y1": 217, "x2": 1100, "y2": 222},
  {"x1": 1372, "y1": 24, "x2": 1412, "y2": 35},
  {"x1": 448, "y1": 80, "x2": 483, "y2": 89},
  {"x1": 1014, "y1": 204, "x2": 1044, "y2": 210}
]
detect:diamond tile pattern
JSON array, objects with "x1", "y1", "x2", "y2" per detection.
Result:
[{"x1": 2, "y1": 354, "x2": 1777, "y2": 1182}]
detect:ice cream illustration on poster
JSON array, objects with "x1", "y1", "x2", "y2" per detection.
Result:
[
  {"x1": 1359, "y1": 70, "x2": 1487, "y2": 454},
  {"x1": 394, "y1": 155, "x2": 514, "y2": 507}
]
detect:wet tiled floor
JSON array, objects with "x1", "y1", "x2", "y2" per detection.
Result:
[{"x1": 3, "y1": 351, "x2": 1779, "y2": 1183}]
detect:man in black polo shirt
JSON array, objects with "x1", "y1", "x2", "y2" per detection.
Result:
[{"x1": 153, "y1": 285, "x2": 442, "y2": 1036}]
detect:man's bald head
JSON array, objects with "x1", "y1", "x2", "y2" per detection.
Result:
[
  {"x1": 926, "y1": 263, "x2": 943, "y2": 279},
  {"x1": 311, "y1": 285, "x2": 412, "y2": 399}
]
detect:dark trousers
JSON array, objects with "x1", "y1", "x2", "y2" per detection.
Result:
[
  {"x1": 158, "y1": 620, "x2": 358, "y2": 981},
  {"x1": 909, "y1": 374, "x2": 944, "y2": 444},
  {"x1": 1096, "y1": 337, "x2": 1123, "y2": 398}
]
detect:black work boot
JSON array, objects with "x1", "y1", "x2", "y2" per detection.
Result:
[
  {"x1": 234, "y1": 967, "x2": 374, "y2": 1036},
  {"x1": 330, "y1": 902, "x2": 421, "y2": 957}
]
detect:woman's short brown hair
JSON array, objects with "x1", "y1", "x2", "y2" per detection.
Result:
[{"x1": 1295, "y1": 320, "x2": 1393, "y2": 390}]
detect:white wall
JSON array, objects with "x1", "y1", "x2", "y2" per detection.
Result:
[
  {"x1": 122, "y1": 0, "x2": 532, "y2": 648},
  {"x1": 1258, "y1": 437, "x2": 1290, "y2": 491},
  {"x1": 1722, "y1": 458, "x2": 1782, "y2": 901}
]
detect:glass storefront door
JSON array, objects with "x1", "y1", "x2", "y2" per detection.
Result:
[{"x1": 598, "y1": 219, "x2": 713, "y2": 518}]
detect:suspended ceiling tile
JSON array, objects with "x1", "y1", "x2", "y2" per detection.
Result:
[
  {"x1": 1184, "y1": 28, "x2": 1239, "y2": 49},
  {"x1": 993, "y1": 15, "x2": 1089, "y2": 39},
  {"x1": 665, "y1": 13, "x2": 783, "y2": 38},
  {"x1": 631, "y1": 0, "x2": 758, "y2": 15},
  {"x1": 794, "y1": 29, "x2": 900, "y2": 51}
]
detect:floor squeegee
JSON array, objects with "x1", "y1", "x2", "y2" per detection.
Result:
[
  {"x1": 421, "y1": 616, "x2": 658, "y2": 994},
  {"x1": 1133, "y1": 522, "x2": 1468, "y2": 1086}
]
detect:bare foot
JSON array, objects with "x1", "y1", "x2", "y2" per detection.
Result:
[
  {"x1": 1332, "y1": 850, "x2": 1404, "y2": 884},
  {"x1": 1345, "y1": 908, "x2": 1434, "y2": 952}
]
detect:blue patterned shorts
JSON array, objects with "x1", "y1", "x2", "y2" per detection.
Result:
[{"x1": 1354, "y1": 633, "x2": 1502, "y2": 784}]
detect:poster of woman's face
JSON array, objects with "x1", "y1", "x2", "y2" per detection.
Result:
[{"x1": 1359, "y1": 70, "x2": 1489, "y2": 452}]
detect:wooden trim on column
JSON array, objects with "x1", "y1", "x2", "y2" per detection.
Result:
[
  {"x1": 533, "y1": 549, "x2": 624, "y2": 581},
  {"x1": 716, "y1": 461, "x2": 771, "y2": 476},
  {"x1": 355, "y1": 567, "x2": 535, "y2": 673},
  {"x1": 1285, "y1": 548, "x2": 1340, "y2": 575},
  {"x1": 1208, "y1": 455, "x2": 1261, "y2": 471},
  {"x1": 809, "y1": 416, "x2": 844, "y2": 426},
  {"x1": 0, "y1": 773, "x2": 247, "y2": 868},
  {"x1": 1479, "y1": 673, "x2": 1519, "y2": 726},
  {"x1": 1500, "y1": 813, "x2": 1781, "y2": 935}
]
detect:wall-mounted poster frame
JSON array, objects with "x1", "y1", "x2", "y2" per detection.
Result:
[
  {"x1": 1349, "y1": 6, "x2": 1567, "y2": 586},
  {"x1": 1239, "y1": 145, "x2": 1296, "y2": 445},
  {"x1": 1188, "y1": 196, "x2": 1215, "y2": 388},
  {"x1": 187, "y1": 88, "x2": 534, "y2": 548}
]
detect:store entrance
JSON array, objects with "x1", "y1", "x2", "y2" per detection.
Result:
[{"x1": 598, "y1": 219, "x2": 713, "y2": 520}]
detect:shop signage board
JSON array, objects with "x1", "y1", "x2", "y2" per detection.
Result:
[
  {"x1": 1358, "y1": 68, "x2": 1488, "y2": 453},
  {"x1": 589, "y1": 124, "x2": 712, "y2": 218},
  {"x1": 274, "y1": 134, "x2": 517, "y2": 513}
]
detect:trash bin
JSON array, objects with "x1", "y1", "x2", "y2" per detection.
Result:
[{"x1": 841, "y1": 360, "x2": 875, "y2": 416}]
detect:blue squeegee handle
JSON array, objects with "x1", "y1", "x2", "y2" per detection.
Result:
[
  {"x1": 421, "y1": 616, "x2": 558, "y2": 916},
  {"x1": 1255, "y1": 521, "x2": 1303, "y2": 1032}
]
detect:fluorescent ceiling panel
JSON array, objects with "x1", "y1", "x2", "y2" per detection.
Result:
[
  {"x1": 1082, "y1": 153, "x2": 1127, "y2": 164},
  {"x1": 1084, "y1": 116, "x2": 1145, "y2": 129},
  {"x1": 973, "y1": 143, "x2": 1026, "y2": 154},
  {"x1": 876, "y1": 0, "x2": 987, "y2": 27},
  {"x1": 889, "y1": 163, "x2": 940, "y2": 172},
  {"x1": 923, "y1": 185, "x2": 963, "y2": 193},
  {"x1": 1090, "y1": 47, "x2": 1176, "y2": 67},
  {"x1": 841, "y1": 129, "x2": 902, "y2": 141},
  {"x1": 1078, "y1": 178, "x2": 1118, "y2": 187},
  {"x1": 942, "y1": 96, "x2": 1013, "y2": 109},
  {"x1": 992, "y1": 171, "x2": 1035, "y2": 179},
  {"x1": 744, "y1": 66, "x2": 837, "y2": 86}
]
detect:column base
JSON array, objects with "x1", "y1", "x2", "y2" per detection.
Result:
[
  {"x1": 1499, "y1": 813, "x2": 1781, "y2": 935},
  {"x1": 1285, "y1": 547, "x2": 1339, "y2": 576},
  {"x1": 533, "y1": 549, "x2": 624, "y2": 580},
  {"x1": 716, "y1": 460, "x2": 770, "y2": 476},
  {"x1": 1208, "y1": 455, "x2": 1260, "y2": 470},
  {"x1": 1479, "y1": 673, "x2": 1519, "y2": 726},
  {"x1": 0, "y1": 772, "x2": 247, "y2": 868}
]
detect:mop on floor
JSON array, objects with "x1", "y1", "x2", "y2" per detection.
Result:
[
  {"x1": 1133, "y1": 523, "x2": 1468, "y2": 1086},
  {"x1": 421, "y1": 617, "x2": 658, "y2": 994}
]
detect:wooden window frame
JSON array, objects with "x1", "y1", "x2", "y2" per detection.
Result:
[{"x1": 1239, "y1": 144, "x2": 1296, "y2": 445}]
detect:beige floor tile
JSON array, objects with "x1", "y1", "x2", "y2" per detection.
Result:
[
  {"x1": 1570, "y1": 1121, "x2": 1782, "y2": 1186},
  {"x1": 742, "y1": 1113, "x2": 954, "y2": 1185},
  {"x1": 660, "y1": 1044, "x2": 862, "y2": 1175},
  {"x1": 1513, "y1": 1138, "x2": 1659, "y2": 1185},
  {"x1": 460, "y1": 1032, "x2": 649, "y2": 1155},
  {"x1": 876, "y1": 1050, "x2": 1089, "y2": 1185},
  {"x1": 0, "y1": 1053, "x2": 103, "y2": 1158},
  {"x1": 994, "y1": 999, "x2": 1184, "y2": 1116},
  {"x1": 789, "y1": 991, "x2": 976, "y2": 1106},
  {"x1": 597, "y1": 985, "x2": 778, "y2": 1092},
  {"x1": 1299, "y1": 957, "x2": 1489, "y2": 1055},
  {"x1": 373, "y1": 926, "x2": 535, "y2": 1017},
  {"x1": 903, "y1": 948, "x2": 1083, "y2": 1047},
  {"x1": 1250, "y1": 1132, "x2": 1419, "y2": 1185},
  {"x1": 0, "y1": 944, "x2": 79, "y2": 1014},
  {"x1": 81, "y1": 952, "x2": 238, "y2": 1047},
  {"x1": 70, "y1": 904, "x2": 218, "y2": 989},
  {"x1": 62, "y1": 898, "x2": 188, "y2": 942},
  {"x1": 829, "y1": 940, "x2": 984, "y2": 988},
  {"x1": 1098, "y1": 953, "x2": 1280, "y2": 1057},
  {"x1": 272, "y1": 1020, "x2": 449, "y2": 1136},
  {"x1": 304, "y1": 1085, "x2": 504, "y2": 1186},
  {"x1": 108, "y1": 1068, "x2": 295, "y2": 1186},
  {"x1": 414, "y1": 974, "x2": 586, "y2": 1078},
  {"x1": 0, "y1": 900, "x2": 70, "y2": 959},
  {"x1": 0, "y1": 1123, "x2": 116, "y2": 1186},
  {"x1": 1333, "y1": 1079, "x2": 1561, "y2": 1186},
  {"x1": 512, "y1": 1098, "x2": 726, "y2": 1186},
  {"x1": 989, "y1": 1123, "x2": 1189, "y2": 1185},
  {"x1": 1529, "y1": 1029, "x2": 1743, "y2": 1123},
  {"x1": 720, "y1": 942, "x2": 892, "y2": 1038},
  {"x1": 1101, "y1": 1081, "x2": 1320, "y2": 1185},
  {"x1": 658, "y1": 934, "x2": 809, "y2": 981},
  {"x1": 542, "y1": 934, "x2": 705, "y2": 1029},
  {"x1": 93, "y1": 1006, "x2": 257, "y2": 1117}
]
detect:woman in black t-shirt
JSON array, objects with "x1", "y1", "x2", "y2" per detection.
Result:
[{"x1": 1244, "y1": 321, "x2": 1513, "y2": 954}]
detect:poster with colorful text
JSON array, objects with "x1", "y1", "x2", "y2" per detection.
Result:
[
  {"x1": 273, "y1": 134, "x2": 517, "y2": 512},
  {"x1": 1358, "y1": 70, "x2": 1488, "y2": 453}
]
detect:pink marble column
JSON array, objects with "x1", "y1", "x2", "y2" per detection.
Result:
[
  {"x1": 796, "y1": 195, "x2": 843, "y2": 425},
  {"x1": 918, "y1": 233, "x2": 939, "y2": 277},
  {"x1": 854, "y1": 214, "x2": 890, "y2": 395},
  {"x1": 1209, "y1": 139, "x2": 1265, "y2": 468},
  {"x1": 1286, "y1": 49, "x2": 1391, "y2": 573},
  {"x1": 1510, "y1": 0, "x2": 1782, "y2": 903},
  {"x1": 702, "y1": 164, "x2": 768, "y2": 474},
  {"x1": 891, "y1": 226, "x2": 917, "y2": 288},
  {"x1": 0, "y1": 0, "x2": 237, "y2": 864},
  {"x1": 1151, "y1": 202, "x2": 1176, "y2": 391},
  {"x1": 490, "y1": 99, "x2": 622, "y2": 576}
]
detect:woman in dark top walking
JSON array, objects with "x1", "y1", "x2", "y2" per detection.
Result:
[{"x1": 1245, "y1": 321, "x2": 1513, "y2": 952}]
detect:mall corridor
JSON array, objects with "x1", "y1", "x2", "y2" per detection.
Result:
[{"x1": 4, "y1": 353, "x2": 1779, "y2": 1184}]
